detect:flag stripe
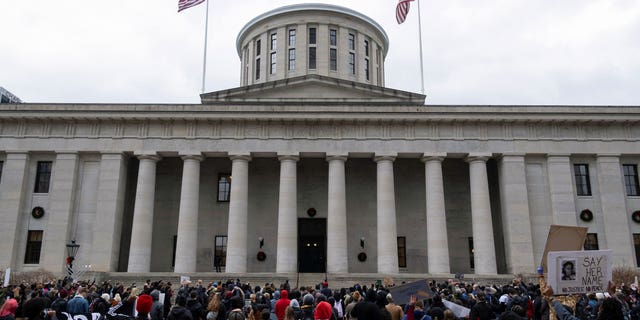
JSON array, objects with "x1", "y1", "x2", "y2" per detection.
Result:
[
  {"x1": 396, "y1": 0, "x2": 414, "y2": 24},
  {"x1": 178, "y1": 0, "x2": 205, "y2": 12}
]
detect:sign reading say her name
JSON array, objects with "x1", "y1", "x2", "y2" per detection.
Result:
[{"x1": 547, "y1": 250, "x2": 612, "y2": 295}]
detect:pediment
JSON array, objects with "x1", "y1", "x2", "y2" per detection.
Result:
[{"x1": 200, "y1": 75, "x2": 425, "y2": 105}]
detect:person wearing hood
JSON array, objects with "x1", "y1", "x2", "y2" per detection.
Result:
[
  {"x1": 150, "y1": 290, "x2": 164, "y2": 320},
  {"x1": 301, "y1": 294, "x2": 315, "y2": 320},
  {"x1": 187, "y1": 291, "x2": 205, "y2": 320},
  {"x1": 0, "y1": 298, "x2": 18, "y2": 320},
  {"x1": 275, "y1": 290, "x2": 291, "y2": 320},
  {"x1": 314, "y1": 295, "x2": 335, "y2": 320},
  {"x1": 270, "y1": 291, "x2": 280, "y2": 320},
  {"x1": 168, "y1": 295, "x2": 193, "y2": 320},
  {"x1": 136, "y1": 294, "x2": 153, "y2": 320}
]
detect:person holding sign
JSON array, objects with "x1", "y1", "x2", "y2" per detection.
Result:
[{"x1": 543, "y1": 281, "x2": 625, "y2": 320}]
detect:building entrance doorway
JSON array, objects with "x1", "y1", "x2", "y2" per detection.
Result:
[{"x1": 298, "y1": 218, "x2": 326, "y2": 273}]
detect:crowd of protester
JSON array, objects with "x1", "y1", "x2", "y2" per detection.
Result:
[{"x1": 0, "y1": 276, "x2": 636, "y2": 320}]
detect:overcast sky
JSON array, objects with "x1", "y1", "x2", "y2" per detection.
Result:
[{"x1": 2, "y1": 0, "x2": 639, "y2": 105}]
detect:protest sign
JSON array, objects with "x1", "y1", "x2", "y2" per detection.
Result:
[
  {"x1": 3, "y1": 268, "x2": 10, "y2": 287},
  {"x1": 180, "y1": 275, "x2": 191, "y2": 285},
  {"x1": 547, "y1": 250, "x2": 612, "y2": 295},
  {"x1": 540, "y1": 225, "x2": 588, "y2": 272},
  {"x1": 387, "y1": 279, "x2": 434, "y2": 304},
  {"x1": 442, "y1": 300, "x2": 470, "y2": 318}
]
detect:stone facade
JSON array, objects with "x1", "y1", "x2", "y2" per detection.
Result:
[{"x1": 1, "y1": 4, "x2": 639, "y2": 277}]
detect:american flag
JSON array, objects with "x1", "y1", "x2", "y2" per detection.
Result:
[
  {"x1": 396, "y1": 0, "x2": 415, "y2": 24},
  {"x1": 178, "y1": 0, "x2": 205, "y2": 12}
]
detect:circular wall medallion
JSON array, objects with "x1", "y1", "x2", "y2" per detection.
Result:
[
  {"x1": 579, "y1": 209, "x2": 593, "y2": 222},
  {"x1": 307, "y1": 208, "x2": 317, "y2": 217},
  {"x1": 31, "y1": 207, "x2": 45, "y2": 219},
  {"x1": 257, "y1": 251, "x2": 266, "y2": 261},
  {"x1": 632, "y1": 211, "x2": 640, "y2": 223},
  {"x1": 357, "y1": 252, "x2": 367, "y2": 262}
]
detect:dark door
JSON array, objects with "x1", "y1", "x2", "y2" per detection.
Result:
[{"x1": 298, "y1": 218, "x2": 326, "y2": 273}]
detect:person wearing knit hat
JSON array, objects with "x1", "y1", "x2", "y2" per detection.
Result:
[{"x1": 136, "y1": 294, "x2": 153, "y2": 320}]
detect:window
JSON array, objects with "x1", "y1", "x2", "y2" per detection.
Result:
[
  {"x1": 215, "y1": 235, "x2": 228, "y2": 267},
  {"x1": 270, "y1": 52, "x2": 276, "y2": 75},
  {"x1": 24, "y1": 230, "x2": 43, "y2": 264},
  {"x1": 34, "y1": 161, "x2": 52, "y2": 193},
  {"x1": 288, "y1": 29, "x2": 296, "y2": 47},
  {"x1": 584, "y1": 233, "x2": 599, "y2": 250},
  {"x1": 348, "y1": 52, "x2": 355, "y2": 75},
  {"x1": 1, "y1": 95, "x2": 8, "y2": 104},
  {"x1": 364, "y1": 40, "x2": 369, "y2": 57},
  {"x1": 574, "y1": 164, "x2": 592, "y2": 196},
  {"x1": 365, "y1": 59, "x2": 370, "y2": 80},
  {"x1": 468, "y1": 237, "x2": 475, "y2": 269},
  {"x1": 0, "y1": 161, "x2": 3, "y2": 183},
  {"x1": 329, "y1": 29, "x2": 337, "y2": 46},
  {"x1": 288, "y1": 49, "x2": 295, "y2": 71},
  {"x1": 308, "y1": 28, "x2": 316, "y2": 45},
  {"x1": 330, "y1": 49, "x2": 337, "y2": 71},
  {"x1": 308, "y1": 47, "x2": 316, "y2": 69},
  {"x1": 635, "y1": 234, "x2": 640, "y2": 267},
  {"x1": 217, "y1": 173, "x2": 231, "y2": 202},
  {"x1": 397, "y1": 236, "x2": 407, "y2": 268},
  {"x1": 270, "y1": 33, "x2": 277, "y2": 50},
  {"x1": 624, "y1": 164, "x2": 640, "y2": 196},
  {"x1": 255, "y1": 39, "x2": 261, "y2": 56},
  {"x1": 255, "y1": 58, "x2": 261, "y2": 80},
  {"x1": 348, "y1": 33, "x2": 355, "y2": 50}
]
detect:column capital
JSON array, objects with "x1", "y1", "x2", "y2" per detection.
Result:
[
  {"x1": 180, "y1": 154, "x2": 204, "y2": 162},
  {"x1": 421, "y1": 153, "x2": 447, "y2": 163},
  {"x1": 465, "y1": 153, "x2": 492, "y2": 163},
  {"x1": 596, "y1": 153, "x2": 621, "y2": 159},
  {"x1": 326, "y1": 154, "x2": 347, "y2": 162},
  {"x1": 374, "y1": 155, "x2": 396, "y2": 163},
  {"x1": 278, "y1": 154, "x2": 300, "y2": 162},
  {"x1": 546, "y1": 153, "x2": 572, "y2": 159},
  {"x1": 498, "y1": 153, "x2": 526, "y2": 162},
  {"x1": 229, "y1": 154, "x2": 252, "y2": 162},
  {"x1": 136, "y1": 154, "x2": 161, "y2": 162}
]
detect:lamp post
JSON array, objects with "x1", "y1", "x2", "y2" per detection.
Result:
[{"x1": 65, "y1": 240, "x2": 80, "y2": 277}]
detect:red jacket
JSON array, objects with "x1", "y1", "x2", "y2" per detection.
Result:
[{"x1": 275, "y1": 290, "x2": 291, "y2": 320}]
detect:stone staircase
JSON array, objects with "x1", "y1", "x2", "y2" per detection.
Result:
[{"x1": 80, "y1": 272, "x2": 526, "y2": 290}]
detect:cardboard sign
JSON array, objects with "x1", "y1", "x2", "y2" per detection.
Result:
[
  {"x1": 387, "y1": 279, "x2": 435, "y2": 304},
  {"x1": 547, "y1": 250, "x2": 612, "y2": 295},
  {"x1": 442, "y1": 300, "x2": 470, "y2": 318},
  {"x1": 541, "y1": 225, "x2": 588, "y2": 271}
]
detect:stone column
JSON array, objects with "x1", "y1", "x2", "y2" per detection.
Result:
[
  {"x1": 174, "y1": 154, "x2": 204, "y2": 273},
  {"x1": 327, "y1": 155, "x2": 348, "y2": 274},
  {"x1": 225, "y1": 154, "x2": 251, "y2": 273},
  {"x1": 375, "y1": 155, "x2": 399, "y2": 274},
  {"x1": 0, "y1": 152, "x2": 29, "y2": 269},
  {"x1": 421, "y1": 153, "x2": 450, "y2": 274},
  {"x1": 91, "y1": 153, "x2": 128, "y2": 272},
  {"x1": 597, "y1": 155, "x2": 636, "y2": 266},
  {"x1": 547, "y1": 155, "x2": 578, "y2": 226},
  {"x1": 498, "y1": 154, "x2": 535, "y2": 274},
  {"x1": 466, "y1": 154, "x2": 498, "y2": 274},
  {"x1": 276, "y1": 155, "x2": 299, "y2": 273},
  {"x1": 41, "y1": 152, "x2": 79, "y2": 273},
  {"x1": 127, "y1": 154, "x2": 161, "y2": 272}
]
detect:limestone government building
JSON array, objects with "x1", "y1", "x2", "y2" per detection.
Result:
[{"x1": 1, "y1": 3, "x2": 640, "y2": 279}]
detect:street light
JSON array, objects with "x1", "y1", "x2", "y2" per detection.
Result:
[{"x1": 65, "y1": 240, "x2": 80, "y2": 277}]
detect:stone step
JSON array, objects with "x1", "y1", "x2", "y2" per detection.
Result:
[{"x1": 80, "y1": 272, "x2": 528, "y2": 292}]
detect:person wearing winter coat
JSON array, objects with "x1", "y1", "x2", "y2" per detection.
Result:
[
  {"x1": 168, "y1": 295, "x2": 193, "y2": 320},
  {"x1": 0, "y1": 298, "x2": 18, "y2": 320},
  {"x1": 275, "y1": 290, "x2": 291, "y2": 320},
  {"x1": 150, "y1": 290, "x2": 164, "y2": 320}
]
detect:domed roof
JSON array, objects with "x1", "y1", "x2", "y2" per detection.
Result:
[{"x1": 236, "y1": 3, "x2": 389, "y2": 58}]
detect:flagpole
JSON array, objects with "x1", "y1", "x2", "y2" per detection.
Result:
[
  {"x1": 416, "y1": 0, "x2": 425, "y2": 95},
  {"x1": 201, "y1": 0, "x2": 210, "y2": 93}
]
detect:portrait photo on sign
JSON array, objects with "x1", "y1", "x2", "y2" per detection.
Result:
[{"x1": 561, "y1": 259, "x2": 577, "y2": 281}]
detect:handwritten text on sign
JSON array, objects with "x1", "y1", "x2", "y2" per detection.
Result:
[{"x1": 547, "y1": 250, "x2": 612, "y2": 295}]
